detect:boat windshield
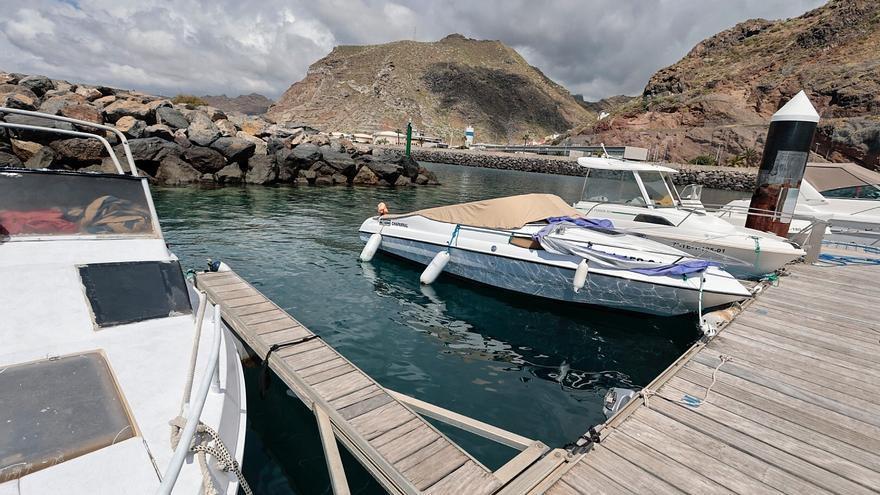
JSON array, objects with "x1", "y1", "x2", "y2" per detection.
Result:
[
  {"x1": 639, "y1": 171, "x2": 677, "y2": 208},
  {"x1": 822, "y1": 184, "x2": 880, "y2": 200},
  {"x1": 582, "y1": 169, "x2": 646, "y2": 205},
  {"x1": 0, "y1": 171, "x2": 155, "y2": 238}
]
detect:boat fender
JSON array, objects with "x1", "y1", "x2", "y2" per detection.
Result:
[
  {"x1": 207, "y1": 259, "x2": 232, "y2": 272},
  {"x1": 573, "y1": 259, "x2": 589, "y2": 293},
  {"x1": 420, "y1": 251, "x2": 450, "y2": 284},
  {"x1": 359, "y1": 233, "x2": 382, "y2": 261},
  {"x1": 217, "y1": 261, "x2": 232, "y2": 272}
]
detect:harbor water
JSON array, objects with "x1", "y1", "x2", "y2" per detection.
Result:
[{"x1": 153, "y1": 162, "x2": 749, "y2": 495}]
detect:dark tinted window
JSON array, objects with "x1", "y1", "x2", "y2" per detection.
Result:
[
  {"x1": 79, "y1": 261, "x2": 192, "y2": 327},
  {"x1": 633, "y1": 214, "x2": 675, "y2": 226},
  {"x1": 0, "y1": 352, "x2": 135, "y2": 481},
  {"x1": 0, "y1": 170, "x2": 154, "y2": 237},
  {"x1": 822, "y1": 184, "x2": 880, "y2": 199}
]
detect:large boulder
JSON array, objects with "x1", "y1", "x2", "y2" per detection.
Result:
[
  {"x1": 24, "y1": 146, "x2": 56, "y2": 169},
  {"x1": 50, "y1": 138, "x2": 105, "y2": 165},
  {"x1": 144, "y1": 124, "x2": 174, "y2": 140},
  {"x1": 38, "y1": 93, "x2": 87, "y2": 115},
  {"x1": 186, "y1": 111, "x2": 220, "y2": 146},
  {"x1": 2, "y1": 114, "x2": 74, "y2": 142},
  {"x1": 93, "y1": 95, "x2": 117, "y2": 108},
  {"x1": 215, "y1": 163, "x2": 243, "y2": 184},
  {"x1": 118, "y1": 137, "x2": 183, "y2": 163},
  {"x1": 291, "y1": 143, "x2": 321, "y2": 163},
  {"x1": 215, "y1": 119, "x2": 237, "y2": 137},
  {"x1": 10, "y1": 139, "x2": 42, "y2": 161},
  {"x1": 210, "y1": 136, "x2": 255, "y2": 163},
  {"x1": 183, "y1": 146, "x2": 226, "y2": 174},
  {"x1": 0, "y1": 151, "x2": 23, "y2": 168},
  {"x1": 115, "y1": 116, "x2": 146, "y2": 138},
  {"x1": 235, "y1": 131, "x2": 267, "y2": 155},
  {"x1": 17, "y1": 75, "x2": 54, "y2": 97},
  {"x1": 245, "y1": 154, "x2": 278, "y2": 184},
  {"x1": 366, "y1": 160, "x2": 403, "y2": 184},
  {"x1": 321, "y1": 148, "x2": 357, "y2": 176},
  {"x1": 155, "y1": 107, "x2": 189, "y2": 129},
  {"x1": 399, "y1": 154, "x2": 420, "y2": 179},
  {"x1": 1, "y1": 92, "x2": 37, "y2": 111},
  {"x1": 103, "y1": 99, "x2": 152, "y2": 123},
  {"x1": 74, "y1": 86, "x2": 104, "y2": 101},
  {"x1": 352, "y1": 165, "x2": 380, "y2": 185},
  {"x1": 155, "y1": 156, "x2": 202, "y2": 185},
  {"x1": 60, "y1": 103, "x2": 103, "y2": 124}
]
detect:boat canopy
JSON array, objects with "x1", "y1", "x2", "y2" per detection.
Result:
[
  {"x1": 390, "y1": 193, "x2": 583, "y2": 230},
  {"x1": 577, "y1": 156, "x2": 678, "y2": 173},
  {"x1": 805, "y1": 162, "x2": 880, "y2": 192}
]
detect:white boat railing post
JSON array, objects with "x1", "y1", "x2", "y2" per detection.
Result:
[
  {"x1": 156, "y1": 304, "x2": 223, "y2": 495},
  {"x1": 803, "y1": 218, "x2": 829, "y2": 264}
]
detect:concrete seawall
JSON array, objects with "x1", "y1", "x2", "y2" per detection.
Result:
[{"x1": 375, "y1": 146, "x2": 758, "y2": 191}]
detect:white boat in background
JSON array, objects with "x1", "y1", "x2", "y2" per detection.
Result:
[
  {"x1": 0, "y1": 108, "x2": 248, "y2": 494},
  {"x1": 571, "y1": 156, "x2": 805, "y2": 279},
  {"x1": 358, "y1": 194, "x2": 751, "y2": 316},
  {"x1": 718, "y1": 162, "x2": 880, "y2": 246}
]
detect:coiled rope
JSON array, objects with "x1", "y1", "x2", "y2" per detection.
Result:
[{"x1": 170, "y1": 417, "x2": 253, "y2": 495}]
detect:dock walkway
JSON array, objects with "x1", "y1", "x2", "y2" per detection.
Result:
[
  {"x1": 196, "y1": 271, "x2": 556, "y2": 495},
  {"x1": 539, "y1": 260, "x2": 880, "y2": 494}
]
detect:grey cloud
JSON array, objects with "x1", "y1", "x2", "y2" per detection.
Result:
[{"x1": 0, "y1": 0, "x2": 825, "y2": 100}]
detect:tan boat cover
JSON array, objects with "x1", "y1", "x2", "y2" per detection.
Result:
[
  {"x1": 389, "y1": 193, "x2": 583, "y2": 229},
  {"x1": 806, "y1": 162, "x2": 880, "y2": 192}
]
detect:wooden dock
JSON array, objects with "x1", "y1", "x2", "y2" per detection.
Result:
[
  {"x1": 196, "y1": 271, "x2": 561, "y2": 495},
  {"x1": 538, "y1": 259, "x2": 880, "y2": 494}
]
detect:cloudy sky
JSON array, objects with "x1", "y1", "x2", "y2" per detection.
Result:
[{"x1": 0, "y1": 0, "x2": 825, "y2": 101}]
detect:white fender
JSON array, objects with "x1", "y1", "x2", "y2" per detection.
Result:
[
  {"x1": 573, "y1": 259, "x2": 589, "y2": 292},
  {"x1": 420, "y1": 251, "x2": 450, "y2": 285},
  {"x1": 359, "y1": 233, "x2": 382, "y2": 261},
  {"x1": 217, "y1": 261, "x2": 232, "y2": 272}
]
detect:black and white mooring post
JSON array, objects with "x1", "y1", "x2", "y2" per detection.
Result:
[{"x1": 745, "y1": 90, "x2": 820, "y2": 237}]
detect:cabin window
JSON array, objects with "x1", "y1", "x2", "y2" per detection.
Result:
[
  {"x1": 583, "y1": 169, "x2": 645, "y2": 205},
  {"x1": 0, "y1": 170, "x2": 154, "y2": 238},
  {"x1": 79, "y1": 260, "x2": 192, "y2": 328},
  {"x1": 633, "y1": 214, "x2": 675, "y2": 226},
  {"x1": 0, "y1": 352, "x2": 136, "y2": 481},
  {"x1": 822, "y1": 184, "x2": 880, "y2": 200},
  {"x1": 638, "y1": 171, "x2": 675, "y2": 207}
]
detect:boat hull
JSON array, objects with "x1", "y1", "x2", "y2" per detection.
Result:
[{"x1": 361, "y1": 232, "x2": 747, "y2": 316}]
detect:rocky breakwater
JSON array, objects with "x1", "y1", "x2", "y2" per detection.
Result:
[
  {"x1": 670, "y1": 165, "x2": 757, "y2": 192},
  {"x1": 0, "y1": 72, "x2": 439, "y2": 187}
]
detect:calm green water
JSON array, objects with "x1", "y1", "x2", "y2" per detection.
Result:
[{"x1": 153, "y1": 163, "x2": 742, "y2": 495}]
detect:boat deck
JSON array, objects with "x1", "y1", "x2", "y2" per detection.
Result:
[
  {"x1": 539, "y1": 258, "x2": 880, "y2": 494},
  {"x1": 196, "y1": 271, "x2": 555, "y2": 495}
]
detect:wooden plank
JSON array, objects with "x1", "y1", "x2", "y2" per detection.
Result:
[
  {"x1": 259, "y1": 327, "x2": 312, "y2": 347},
  {"x1": 211, "y1": 284, "x2": 254, "y2": 296},
  {"x1": 602, "y1": 430, "x2": 732, "y2": 494},
  {"x1": 251, "y1": 317, "x2": 301, "y2": 335},
  {"x1": 329, "y1": 384, "x2": 385, "y2": 410},
  {"x1": 348, "y1": 402, "x2": 414, "y2": 440},
  {"x1": 231, "y1": 301, "x2": 276, "y2": 316},
  {"x1": 198, "y1": 273, "x2": 239, "y2": 287},
  {"x1": 370, "y1": 418, "x2": 423, "y2": 449},
  {"x1": 393, "y1": 437, "x2": 451, "y2": 472},
  {"x1": 305, "y1": 363, "x2": 357, "y2": 386},
  {"x1": 562, "y1": 463, "x2": 635, "y2": 495},
  {"x1": 338, "y1": 393, "x2": 395, "y2": 421},
  {"x1": 285, "y1": 347, "x2": 339, "y2": 371},
  {"x1": 298, "y1": 357, "x2": 349, "y2": 379},
  {"x1": 379, "y1": 425, "x2": 441, "y2": 465},
  {"x1": 692, "y1": 352, "x2": 880, "y2": 427},
  {"x1": 238, "y1": 309, "x2": 288, "y2": 326},
  {"x1": 545, "y1": 481, "x2": 585, "y2": 495},
  {"x1": 577, "y1": 446, "x2": 682, "y2": 495},
  {"x1": 757, "y1": 292, "x2": 878, "y2": 328},
  {"x1": 734, "y1": 313, "x2": 880, "y2": 358},
  {"x1": 631, "y1": 408, "x2": 821, "y2": 495},
  {"x1": 226, "y1": 294, "x2": 269, "y2": 308},
  {"x1": 665, "y1": 377, "x2": 880, "y2": 473},
  {"x1": 650, "y1": 398, "x2": 875, "y2": 495},
  {"x1": 312, "y1": 370, "x2": 373, "y2": 403},
  {"x1": 746, "y1": 301, "x2": 880, "y2": 343},
  {"x1": 315, "y1": 407, "x2": 351, "y2": 495},
  {"x1": 399, "y1": 443, "x2": 468, "y2": 490},
  {"x1": 492, "y1": 442, "x2": 547, "y2": 485},
  {"x1": 680, "y1": 362, "x2": 880, "y2": 450},
  {"x1": 276, "y1": 339, "x2": 326, "y2": 358},
  {"x1": 616, "y1": 419, "x2": 782, "y2": 495},
  {"x1": 424, "y1": 461, "x2": 501, "y2": 495}
]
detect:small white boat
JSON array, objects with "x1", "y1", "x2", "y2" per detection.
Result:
[
  {"x1": 718, "y1": 162, "x2": 880, "y2": 247},
  {"x1": 358, "y1": 194, "x2": 751, "y2": 316},
  {"x1": 572, "y1": 156, "x2": 804, "y2": 278},
  {"x1": 0, "y1": 109, "x2": 247, "y2": 494}
]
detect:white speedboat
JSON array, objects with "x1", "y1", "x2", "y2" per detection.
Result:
[
  {"x1": 0, "y1": 109, "x2": 248, "y2": 494},
  {"x1": 572, "y1": 156, "x2": 804, "y2": 278},
  {"x1": 358, "y1": 194, "x2": 750, "y2": 316},
  {"x1": 718, "y1": 162, "x2": 880, "y2": 246}
]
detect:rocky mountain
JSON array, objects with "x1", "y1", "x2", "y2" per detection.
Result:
[
  {"x1": 568, "y1": 0, "x2": 880, "y2": 169},
  {"x1": 575, "y1": 95, "x2": 637, "y2": 115},
  {"x1": 267, "y1": 34, "x2": 592, "y2": 144},
  {"x1": 200, "y1": 93, "x2": 273, "y2": 115}
]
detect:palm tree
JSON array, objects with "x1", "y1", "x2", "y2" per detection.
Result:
[
  {"x1": 522, "y1": 133, "x2": 531, "y2": 145},
  {"x1": 741, "y1": 148, "x2": 759, "y2": 168}
]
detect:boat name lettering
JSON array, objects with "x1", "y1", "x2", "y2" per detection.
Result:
[
  {"x1": 379, "y1": 220, "x2": 409, "y2": 228},
  {"x1": 671, "y1": 241, "x2": 725, "y2": 254}
]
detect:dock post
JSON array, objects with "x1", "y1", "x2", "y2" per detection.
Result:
[{"x1": 405, "y1": 121, "x2": 412, "y2": 157}]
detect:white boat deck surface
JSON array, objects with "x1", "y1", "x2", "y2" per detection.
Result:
[{"x1": 540, "y1": 258, "x2": 880, "y2": 494}]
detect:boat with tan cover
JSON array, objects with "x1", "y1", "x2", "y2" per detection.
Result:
[{"x1": 358, "y1": 194, "x2": 751, "y2": 316}]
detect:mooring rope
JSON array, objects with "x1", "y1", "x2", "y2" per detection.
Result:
[{"x1": 170, "y1": 417, "x2": 253, "y2": 495}]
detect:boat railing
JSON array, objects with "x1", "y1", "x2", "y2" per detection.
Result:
[
  {"x1": 0, "y1": 107, "x2": 137, "y2": 175},
  {"x1": 156, "y1": 302, "x2": 223, "y2": 495}
]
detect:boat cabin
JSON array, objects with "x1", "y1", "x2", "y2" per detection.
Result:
[{"x1": 576, "y1": 156, "x2": 684, "y2": 209}]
